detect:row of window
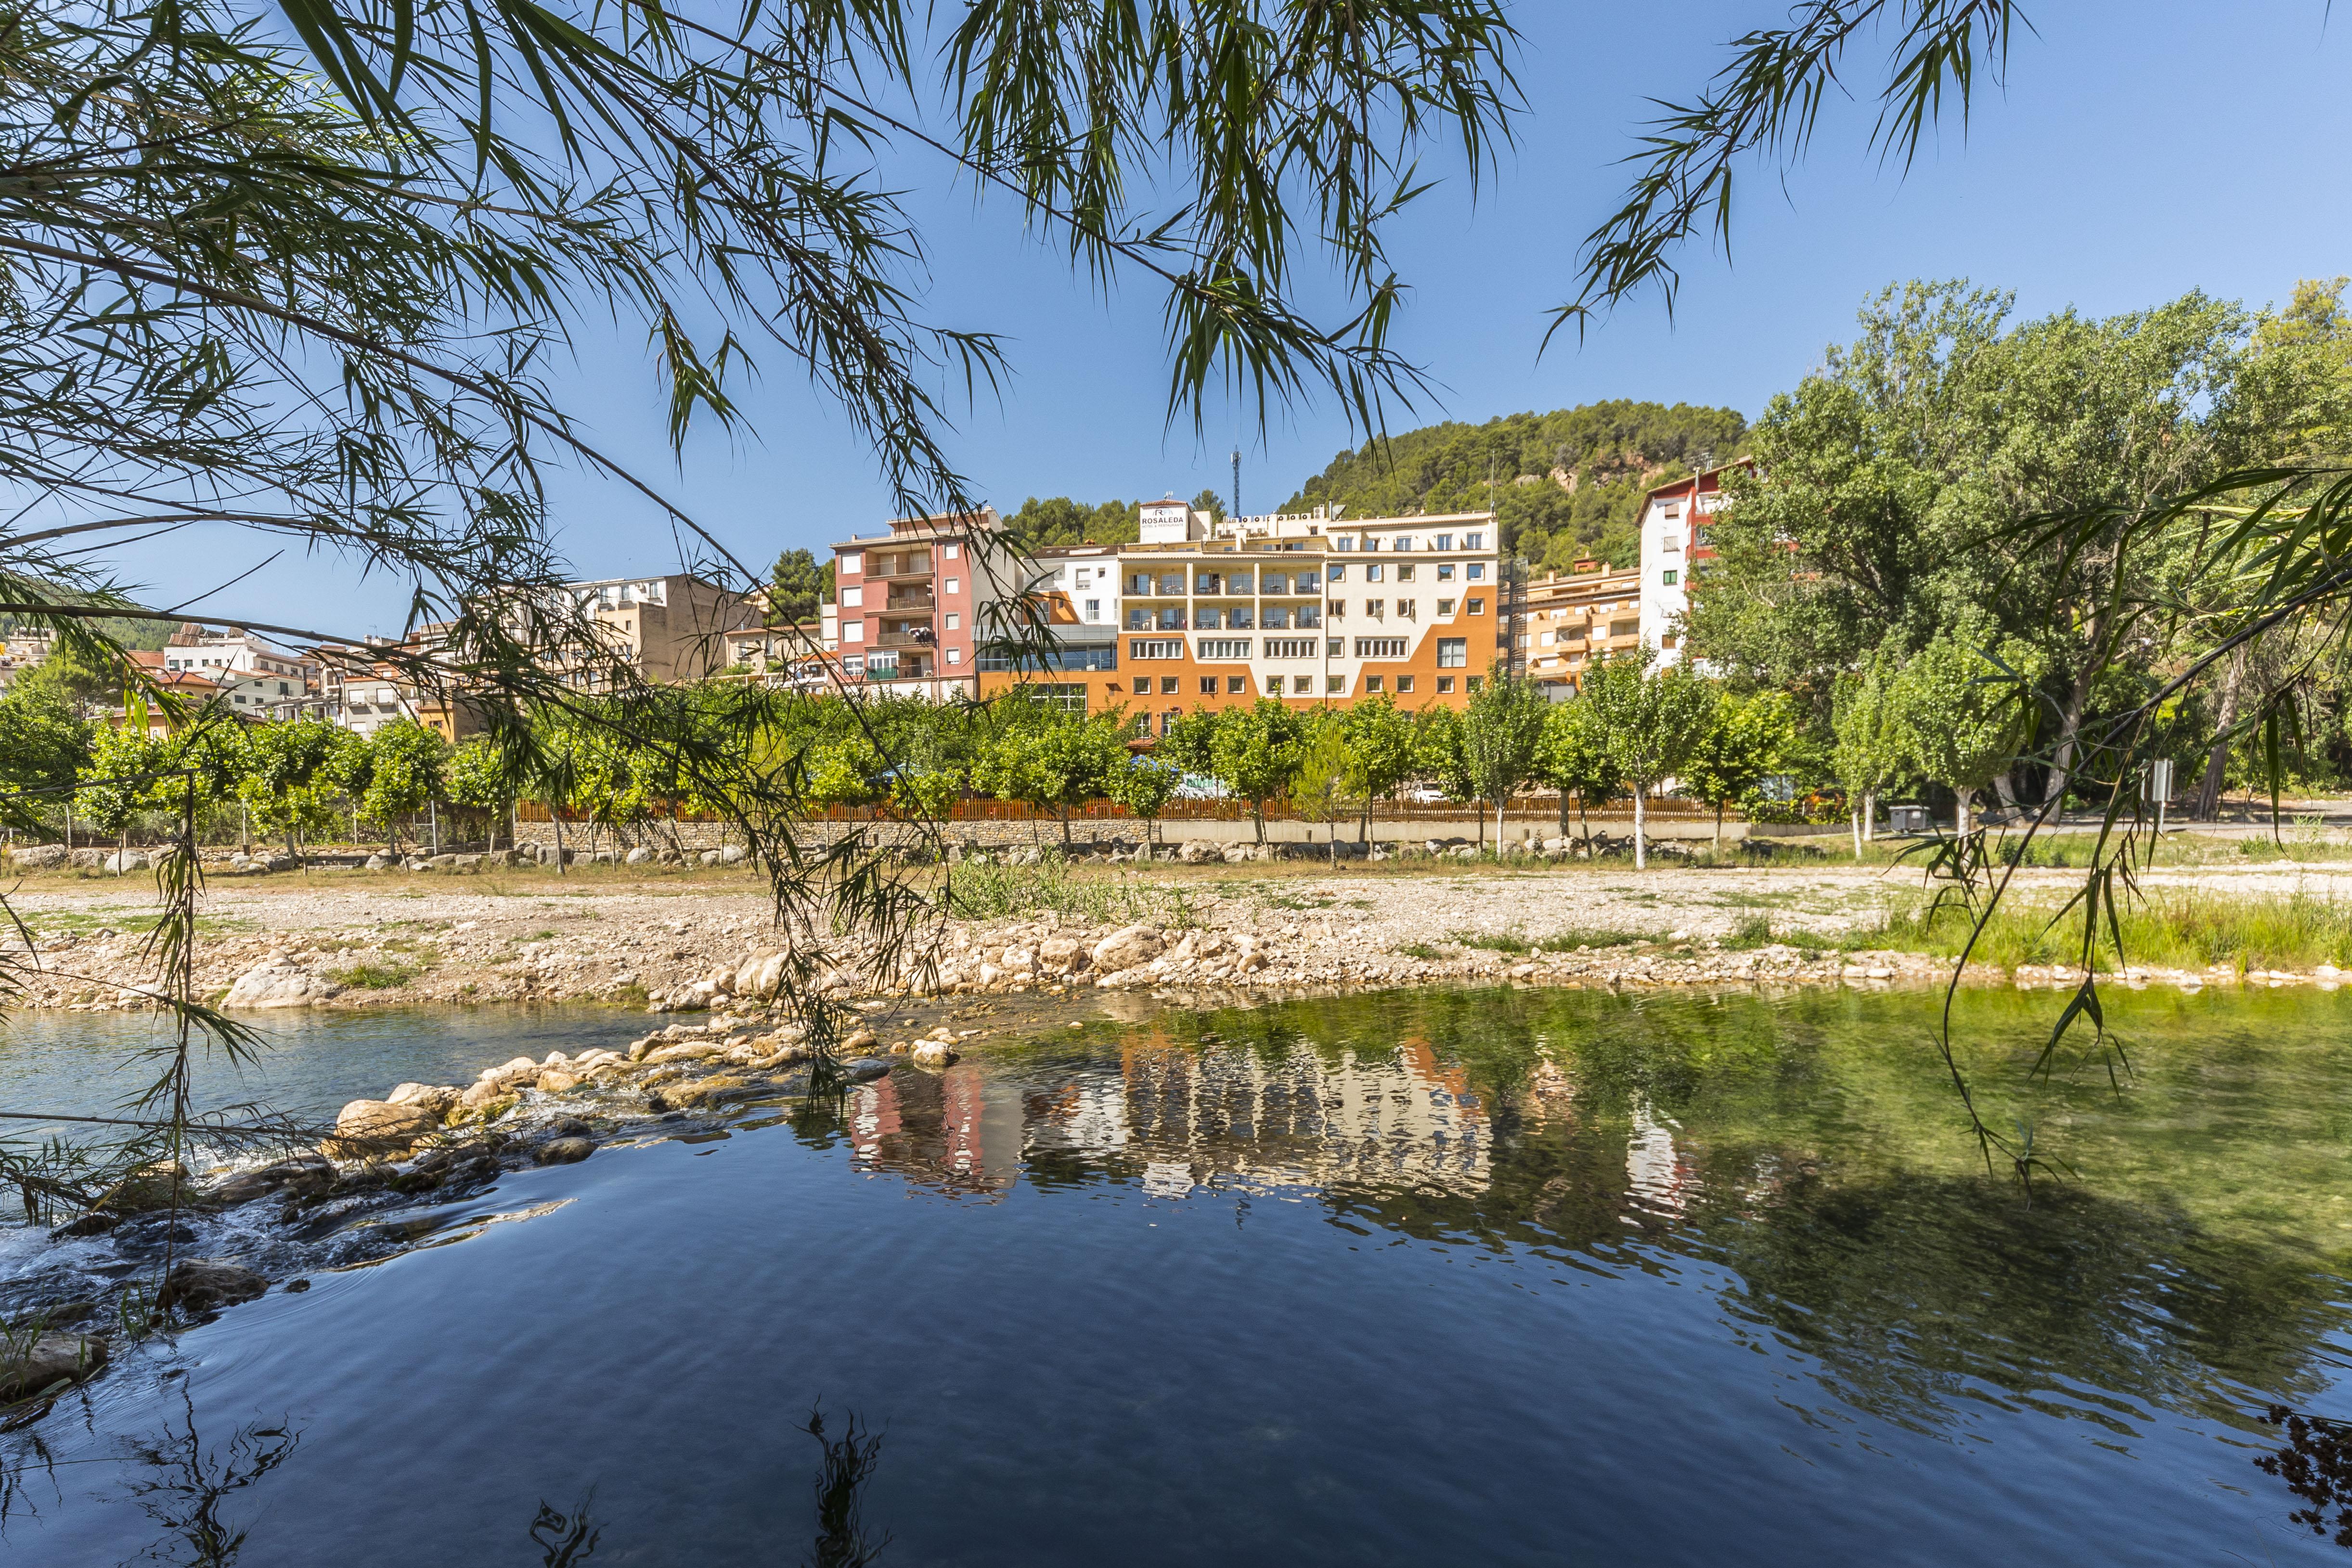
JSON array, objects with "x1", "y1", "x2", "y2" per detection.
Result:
[
  {"x1": 840, "y1": 579, "x2": 959, "y2": 608},
  {"x1": 1128, "y1": 561, "x2": 1489, "y2": 595},
  {"x1": 1328, "y1": 531, "x2": 1483, "y2": 553},
  {"x1": 838, "y1": 543, "x2": 961, "y2": 577},
  {"x1": 1132, "y1": 635, "x2": 1471, "y2": 666},
  {"x1": 1128, "y1": 672, "x2": 1483, "y2": 701}
]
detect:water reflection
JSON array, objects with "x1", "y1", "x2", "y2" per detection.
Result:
[
  {"x1": 2261, "y1": 1407, "x2": 2352, "y2": 1548},
  {"x1": 528, "y1": 1494, "x2": 602, "y2": 1566},
  {"x1": 117, "y1": 1391, "x2": 297, "y2": 1566},
  {"x1": 835, "y1": 989, "x2": 2352, "y2": 1450}
]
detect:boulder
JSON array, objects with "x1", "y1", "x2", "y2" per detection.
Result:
[
  {"x1": 717, "y1": 843, "x2": 748, "y2": 865},
  {"x1": 1001, "y1": 945, "x2": 1037, "y2": 972},
  {"x1": 69, "y1": 847, "x2": 107, "y2": 869},
  {"x1": 1039, "y1": 935, "x2": 1086, "y2": 974},
  {"x1": 535, "y1": 1069, "x2": 582, "y2": 1093},
  {"x1": 91, "y1": 1159, "x2": 193, "y2": 1215},
  {"x1": 386, "y1": 1083, "x2": 461, "y2": 1117},
  {"x1": 204, "y1": 1154, "x2": 334, "y2": 1206},
  {"x1": 0, "y1": 1332, "x2": 108, "y2": 1403},
  {"x1": 157, "y1": 1259, "x2": 268, "y2": 1316},
  {"x1": 698, "y1": 850, "x2": 722, "y2": 867},
  {"x1": 259, "y1": 853, "x2": 299, "y2": 872},
  {"x1": 222, "y1": 959, "x2": 343, "y2": 1009},
  {"x1": 326, "y1": 1099, "x2": 439, "y2": 1156},
  {"x1": 364, "y1": 854, "x2": 389, "y2": 870},
  {"x1": 1090, "y1": 924, "x2": 1165, "y2": 973},
  {"x1": 533, "y1": 1137, "x2": 595, "y2": 1165},
  {"x1": 9, "y1": 843, "x2": 67, "y2": 869},
  {"x1": 625, "y1": 846, "x2": 654, "y2": 864},
  {"x1": 841, "y1": 1057, "x2": 892, "y2": 1083},
  {"x1": 705, "y1": 965, "x2": 737, "y2": 996},
  {"x1": 103, "y1": 849, "x2": 146, "y2": 873},
  {"x1": 910, "y1": 1041, "x2": 956, "y2": 1068}
]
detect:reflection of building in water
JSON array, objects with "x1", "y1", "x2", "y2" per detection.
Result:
[
  {"x1": 1625, "y1": 1102, "x2": 1691, "y2": 1215},
  {"x1": 851, "y1": 1063, "x2": 1024, "y2": 1199},
  {"x1": 849, "y1": 1038, "x2": 1495, "y2": 1202}
]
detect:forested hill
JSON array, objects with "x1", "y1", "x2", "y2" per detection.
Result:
[{"x1": 1278, "y1": 401, "x2": 1748, "y2": 571}]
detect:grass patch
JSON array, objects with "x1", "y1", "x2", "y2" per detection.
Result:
[
  {"x1": 1534, "y1": 927, "x2": 1658, "y2": 951},
  {"x1": 1868, "y1": 888, "x2": 2352, "y2": 973},
  {"x1": 1394, "y1": 941, "x2": 1452, "y2": 960},
  {"x1": 944, "y1": 857, "x2": 1198, "y2": 928},
  {"x1": 1450, "y1": 929, "x2": 1531, "y2": 954},
  {"x1": 330, "y1": 959, "x2": 420, "y2": 989}
]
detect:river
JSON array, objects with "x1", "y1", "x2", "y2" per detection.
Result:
[{"x1": 2, "y1": 984, "x2": 2349, "y2": 1565}]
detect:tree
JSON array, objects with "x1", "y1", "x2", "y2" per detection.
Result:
[
  {"x1": 972, "y1": 711, "x2": 1125, "y2": 847},
  {"x1": 1893, "y1": 633, "x2": 2035, "y2": 842},
  {"x1": 1582, "y1": 650, "x2": 1714, "y2": 870},
  {"x1": 361, "y1": 722, "x2": 451, "y2": 852},
  {"x1": 0, "y1": 685, "x2": 91, "y2": 803},
  {"x1": 1456, "y1": 667, "x2": 1550, "y2": 851},
  {"x1": 1106, "y1": 752, "x2": 1183, "y2": 846},
  {"x1": 1004, "y1": 498, "x2": 1142, "y2": 550},
  {"x1": 75, "y1": 726, "x2": 165, "y2": 865},
  {"x1": 767, "y1": 549, "x2": 834, "y2": 626},
  {"x1": 446, "y1": 739, "x2": 519, "y2": 851},
  {"x1": 241, "y1": 720, "x2": 349, "y2": 858},
  {"x1": 1209, "y1": 702, "x2": 1307, "y2": 844},
  {"x1": 1536, "y1": 697, "x2": 1622, "y2": 843},
  {"x1": 14, "y1": 642, "x2": 122, "y2": 718},
  {"x1": 1681, "y1": 689, "x2": 1799, "y2": 854},
  {"x1": 1289, "y1": 719, "x2": 1365, "y2": 864},
  {"x1": 1831, "y1": 657, "x2": 1908, "y2": 857},
  {"x1": 1341, "y1": 694, "x2": 1421, "y2": 845}
]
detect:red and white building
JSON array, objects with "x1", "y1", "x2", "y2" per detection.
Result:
[{"x1": 1638, "y1": 457, "x2": 1753, "y2": 666}]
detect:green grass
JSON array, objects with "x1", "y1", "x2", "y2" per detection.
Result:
[
  {"x1": 943, "y1": 857, "x2": 1198, "y2": 928},
  {"x1": 330, "y1": 959, "x2": 421, "y2": 989},
  {"x1": 1394, "y1": 941, "x2": 1450, "y2": 960},
  {"x1": 1867, "y1": 888, "x2": 2352, "y2": 974},
  {"x1": 1450, "y1": 926, "x2": 1658, "y2": 955}
]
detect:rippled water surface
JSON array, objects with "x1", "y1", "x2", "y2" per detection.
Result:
[{"x1": 6, "y1": 984, "x2": 2352, "y2": 1566}]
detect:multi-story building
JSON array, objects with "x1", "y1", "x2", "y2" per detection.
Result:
[
  {"x1": 541, "y1": 573, "x2": 753, "y2": 691},
  {"x1": 1517, "y1": 562, "x2": 1648, "y2": 694},
  {"x1": 1637, "y1": 458, "x2": 1752, "y2": 665},
  {"x1": 829, "y1": 509, "x2": 1009, "y2": 700},
  {"x1": 0, "y1": 627, "x2": 55, "y2": 691}
]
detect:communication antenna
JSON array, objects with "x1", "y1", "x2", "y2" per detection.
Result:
[{"x1": 1230, "y1": 444, "x2": 1241, "y2": 521}]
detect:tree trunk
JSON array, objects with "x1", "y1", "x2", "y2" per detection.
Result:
[
  {"x1": 1954, "y1": 788, "x2": 1972, "y2": 842},
  {"x1": 1253, "y1": 802, "x2": 1265, "y2": 844},
  {"x1": 1633, "y1": 787, "x2": 1648, "y2": 870},
  {"x1": 117, "y1": 825, "x2": 126, "y2": 876},
  {"x1": 552, "y1": 807, "x2": 567, "y2": 876},
  {"x1": 2197, "y1": 645, "x2": 2249, "y2": 820},
  {"x1": 1060, "y1": 810, "x2": 1072, "y2": 848},
  {"x1": 1862, "y1": 789, "x2": 1875, "y2": 843},
  {"x1": 1495, "y1": 798, "x2": 1504, "y2": 855},
  {"x1": 429, "y1": 801, "x2": 439, "y2": 855},
  {"x1": 1559, "y1": 788, "x2": 1570, "y2": 839},
  {"x1": 2044, "y1": 658, "x2": 2102, "y2": 809},
  {"x1": 1851, "y1": 806, "x2": 1862, "y2": 860},
  {"x1": 1713, "y1": 803, "x2": 1724, "y2": 855}
]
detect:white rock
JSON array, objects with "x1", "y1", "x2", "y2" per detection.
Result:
[
  {"x1": 910, "y1": 1041, "x2": 956, "y2": 1068},
  {"x1": 626, "y1": 847, "x2": 654, "y2": 864},
  {"x1": 717, "y1": 844, "x2": 748, "y2": 864},
  {"x1": 386, "y1": 1082, "x2": 461, "y2": 1116},
  {"x1": 1039, "y1": 935, "x2": 1086, "y2": 973},
  {"x1": 222, "y1": 959, "x2": 343, "y2": 1009},
  {"x1": 1090, "y1": 924, "x2": 1165, "y2": 972},
  {"x1": 1002, "y1": 945, "x2": 1037, "y2": 972},
  {"x1": 332, "y1": 1098, "x2": 439, "y2": 1145}
]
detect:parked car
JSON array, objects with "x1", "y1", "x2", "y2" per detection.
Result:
[{"x1": 1403, "y1": 786, "x2": 1448, "y2": 805}]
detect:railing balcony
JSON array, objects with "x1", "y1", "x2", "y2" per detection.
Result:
[
  {"x1": 876, "y1": 624, "x2": 937, "y2": 649},
  {"x1": 884, "y1": 590, "x2": 935, "y2": 611}
]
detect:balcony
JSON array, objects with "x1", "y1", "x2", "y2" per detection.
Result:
[
  {"x1": 876, "y1": 623, "x2": 938, "y2": 649},
  {"x1": 884, "y1": 590, "x2": 935, "y2": 612}
]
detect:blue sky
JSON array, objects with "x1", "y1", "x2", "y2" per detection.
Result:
[{"x1": 119, "y1": 0, "x2": 2352, "y2": 637}]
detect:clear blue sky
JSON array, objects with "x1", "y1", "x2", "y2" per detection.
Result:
[{"x1": 120, "y1": 0, "x2": 2352, "y2": 638}]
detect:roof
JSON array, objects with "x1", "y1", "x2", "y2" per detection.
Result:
[{"x1": 1644, "y1": 456, "x2": 1756, "y2": 503}]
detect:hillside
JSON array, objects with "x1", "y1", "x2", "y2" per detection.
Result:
[{"x1": 1278, "y1": 401, "x2": 1748, "y2": 571}]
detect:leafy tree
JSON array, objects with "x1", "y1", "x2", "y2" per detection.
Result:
[
  {"x1": 1340, "y1": 693, "x2": 1420, "y2": 844},
  {"x1": 241, "y1": 720, "x2": 349, "y2": 857},
  {"x1": 1831, "y1": 657, "x2": 1908, "y2": 856},
  {"x1": 1210, "y1": 702, "x2": 1307, "y2": 844},
  {"x1": 1004, "y1": 498, "x2": 1143, "y2": 550},
  {"x1": 446, "y1": 738, "x2": 519, "y2": 850},
  {"x1": 16, "y1": 642, "x2": 123, "y2": 717},
  {"x1": 1582, "y1": 650, "x2": 1714, "y2": 869},
  {"x1": 0, "y1": 686, "x2": 91, "y2": 804},
  {"x1": 1456, "y1": 667, "x2": 1550, "y2": 849},
  {"x1": 1106, "y1": 751, "x2": 1182, "y2": 845},
  {"x1": 75, "y1": 726, "x2": 166, "y2": 857},
  {"x1": 360, "y1": 722, "x2": 450, "y2": 852},
  {"x1": 1535, "y1": 698, "x2": 1622, "y2": 842},
  {"x1": 1414, "y1": 705, "x2": 1473, "y2": 812},
  {"x1": 973, "y1": 711, "x2": 1125, "y2": 847},
  {"x1": 1158, "y1": 710, "x2": 1224, "y2": 780},
  {"x1": 1289, "y1": 718, "x2": 1364, "y2": 863},
  {"x1": 1682, "y1": 689, "x2": 1799, "y2": 853},
  {"x1": 767, "y1": 549, "x2": 835, "y2": 626},
  {"x1": 1893, "y1": 633, "x2": 2036, "y2": 842}
]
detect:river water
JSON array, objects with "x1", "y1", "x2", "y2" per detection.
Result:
[{"x1": 3, "y1": 984, "x2": 2351, "y2": 1565}]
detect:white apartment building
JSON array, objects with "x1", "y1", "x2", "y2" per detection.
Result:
[{"x1": 1636, "y1": 459, "x2": 1751, "y2": 665}]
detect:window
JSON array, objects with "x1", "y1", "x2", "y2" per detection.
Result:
[
  {"x1": 1396, "y1": 675, "x2": 1415, "y2": 693},
  {"x1": 1662, "y1": 634, "x2": 1679, "y2": 650},
  {"x1": 1200, "y1": 677, "x2": 1220, "y2": 695},
  {"x1": 1227, "y1": 574, "x2": 1254, "y2": 594},
  {"x1": 1265, "y1": 675, "x2": 1284, "y2": 695},
  {"x1": 1263, "y1": 572, "x2": 1289, "y2": 595},
  {"x1": 1327, "y1": 674, "x2": 1345, "y2": 693},
  {"x1": 1539, "y1": 630, "x2": 1555, "y2": 647},
  {"x1": 843, "y1": 655, "x2": 865, "y2": 677},
  {"x1": 1662, "y1": 570, "x2": 1679, "y2": 585},
  {"x1": 1227, "y1": 675, "x2": 1246, "y2": 693},
  {"x1": 1467, "y1": 675, "x2": 1484, "y2": 691},
  {"x1": 1366, "y1": 675, "x2": 1384, "y2": 693},
  {"x1": 1157, "y1": 573, "x2": 1185, "y2": 596},
  {"x1": 1468, "y1": 597, "x2": 1486, "y2": 615},
  {"x1": 1356, "y1": 637, "x2": 1407, "y2": 658},
  {"x1": 1334, "y1": 537, "x2": 1356, "y2": 551},
  {"x1": 1293, "y1": 675, "x2": 1313, "y2": 694},
  {"x1": 1360, "y1": 535, "x2": 1380, "y2": 550},
  {"x1": 1130, "y1": 638, "x2": 1184, "y2": 660},
  {"x1": 1366, "y1": 598, "x2": 1384, "y2": 618},
  {"x1": 1328, "y1": 638, "x2": 1344, "y2": 656},
  {"x1": 1327, "y1": 600, "x2": 1345, "y2": 618},
  {"x1": 1085, "y1": 599, "x2": 1101, "y2": 621},
  {"x1": 944, "y1": 578, "x2": 960, "y2": 595},
  {"x1": 1366, "y1": 563, "x2": 1384, "y2": 582},
  {"x1": 1161, "y1": 709, "x2": 1181, "y2": 735},
  {"x1": 1199, "y1": 638, "x2": 1251, "y2": 660},
  {"x1": 1662, "y1": 533, "x2": 1682, "y2": 553},
  {"x1": 947, "y1": 648, "x2": 963, "y2": 666},
  {"x1": 944, "y1": 542, "x2": 961, "y2": 559},
  {"x1": 944, "y1": 612, "x2": 962, "y2": 630},
  {"x1": 1465, "y1": 532, "x2": 1484, "y2": 549},
  {"x1": 1396, "y1": 536, "x2": 1416, "y2": 552},
  {"x1": 1399, "y1": 599, "x2": 1416, "y2": 619},
  {"x1": 1437, "y1": 637, "x2": 1467, "y2": 668},
  {"x1": 1435, "y1": 533, "x2": 1454, "y2": 550},
  {"x1": 1296, "y1": 605, "x2": 1321, "y2": 628},
  {"x1": 1327, "y1": 563, "x2": 1345, "y2": 582},
  {"x1": 840, "y1": 585, "x2": 864, "y2": 608},
  {"x1": 1160, "y1": 676, "x2": 1180, "y2": 695},
  {"x1": 1196, "y1": 573, "x2": 1220, "y2": 593},
  {"x1": 1467, "y1": 562, "x2": 1486, "y2": 581},
  {"x1": 1397, "y1": 564, "x2": 1416, "y2": 582},
  {"x1": 1436, "y1": 563, "x2": 1455, "y2": 582},
  {"x1": 1196, "y1": 606, "x2": 1223, "y2": 630},
  {"x1": 1438, "y1": 598, "x2": 1456, "y2": 617},
  {"x1": 1265, "y1": 638, "x2": 1318, "y2": 659},
  {"x1": 840, "y1": 552, "x2": 862, "y2": 574},
  {"x1": 1128, "y1": 573, "x2": 1151, "y2": 595},
  {"x1": 845, "y1": 621, "x2": 866, "y2": 643}
]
